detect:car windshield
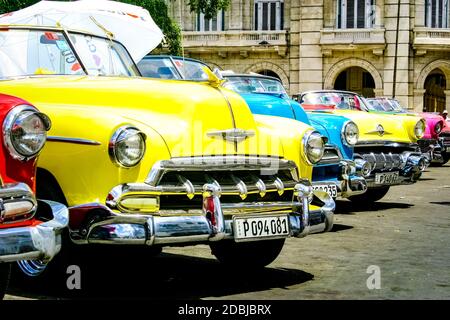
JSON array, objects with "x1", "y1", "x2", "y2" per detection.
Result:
[
  {"x1": 138, "y1": 57, "x2": 209, "y2": 81},
  {"x1": 366, "y1": 99, "x2": 388, "y2": 111},
  {"x1": 301, "y1": 92, "x2": 367, "y2": 111},
  {"x1": 223, "y1": 76, "x2": 287, "y2": 95},
  {"x1": 366, "y1": 98, "x2": 405, "y2": 112},
  {"x1": 0, "y1": 28, "x2": 140, "y2": 78}
]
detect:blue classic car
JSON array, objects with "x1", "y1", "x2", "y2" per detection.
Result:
[{"x1": 137, "y1": 56, "x2": 369, "y2": 201}]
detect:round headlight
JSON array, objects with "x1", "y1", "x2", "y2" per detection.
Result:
[
  {"x1": 434, "y1": 122, "x2": 442, "y2": 134},
  {"x1": 3, "y1": 105, "x2": 51, "y2": 160},
  {"x1": 414, "y1": 119, "x2": 426, "y2": 139},
  {"x1": 109, "y1": 126, "x2": 146, "y2": 167},
  {"x1": 303, "y1": 131, "x2": 325, "y2": 164},
  {"x1": 342, "y1": 121, "x2": 359, "y2": 146}
]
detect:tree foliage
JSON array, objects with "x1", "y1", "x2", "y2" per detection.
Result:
[
  {"x1": 0, "y1": 0, "x2": 181, "y2": 55},
  {"x1": 188, "y1": 0, "x2": 230, "y2": 20}
]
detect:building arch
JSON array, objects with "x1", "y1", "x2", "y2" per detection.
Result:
[
  {"x1": 324, "y1": 58, "x2": 383, "y2": 91},
  {"x1": 245, "y1": 62, "x2": 290, "y2": 91},
  {"x1": 415, "y1": 59, "x2": 450, "y2": 90}
]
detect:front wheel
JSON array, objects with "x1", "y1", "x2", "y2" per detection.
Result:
[
  {"x1": 210, "y1": 239, "x2": 285, "y2": 269},
  {"x1": 0, "y1": 263, "x2": 11, "y2": 300},
  {"x1": 348, "y1": 186, "x2": 390, "y2": 204},
  {"x1": 433, "y1": 153, "x2": 450, "y2": 167}
]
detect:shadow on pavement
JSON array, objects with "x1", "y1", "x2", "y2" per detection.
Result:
[
  {"x1": 330, "y1": 224, "x2": 353, "y2": 232},
  {"x1": 429, "y1": 201, "x2": 450, "y2": 206},
  {"x1": 335, "y1": 200, "x2": 413, "y2": 214},
  {"x1": 7, "y1": 247, "x2": 314, "y2": 300}
]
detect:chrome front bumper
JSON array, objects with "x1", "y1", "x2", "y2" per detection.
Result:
[
  {"x1": 418, "y1": 139, "x2": 444, "y2": 164},
  {"x1": 313, "y1": 160, "x2": 368, "y2": 199},
  {"x1": 0, "y1": 200, "x2": 68, "y2": 263},
  {"x1": 69, "y1": 184, "x2": 335, "y2": 246},
  {"x1": 355, "y1": 150, "x2": 427, "y2": 187}
]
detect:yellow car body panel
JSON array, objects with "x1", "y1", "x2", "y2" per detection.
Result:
[
  {"x1": 0, "y1": 76, "x2": 315, "y2": 207},
  {"x1": 324, "y1": 109, "x2": 424, "y2": 143}
]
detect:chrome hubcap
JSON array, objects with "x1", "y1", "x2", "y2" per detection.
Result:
[{"x1": 17, "y1": 260, "x2": 48, "y2": 277}]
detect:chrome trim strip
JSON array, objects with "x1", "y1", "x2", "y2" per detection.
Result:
[
  {"x1": 355, "y1": 141, "x2": 418, "y2": 148},
  {"x1": 47, "y1": 136, "x2": 101, "y2": 146}
]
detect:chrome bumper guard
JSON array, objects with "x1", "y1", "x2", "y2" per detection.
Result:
[
  {"x1": 70, "y1": 183, "x2": 335, "y2": 245},
  {"x1": 0, "y1": 200, "x2": 68, "y2": 263},
  {"x1": 418, "y1": 139, "x2": 443, "y2": 164},
  {"x1": 313, "y1": 160, "x2": 368, "y2": 199},
  {"x1": 356, "y1": 150, "x2": 427, "y2": 187}
]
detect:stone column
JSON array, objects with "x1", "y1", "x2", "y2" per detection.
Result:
[
  {"x1": 298, "y1": 0, "x2": 324, "y2": 93},
  {"x1": 445, "y1": 90, "x2": 450, "y2": 113},
  {"x1": 383, "y1": 0, "x2": 412, "y2": 109},
  {"x1": 413, "y1": 89, "x2": 426, "y2": 112},
  {"x1": 374, "y1": 88, "x2": 384, "y2": 97},
  {"x1": 288, "y1": 0, "x2": 301, "y2": 95}
]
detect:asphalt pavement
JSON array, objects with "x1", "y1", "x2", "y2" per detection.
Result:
[{"x1": 5, "y1": 164, "x2": 450, "y2": 300}]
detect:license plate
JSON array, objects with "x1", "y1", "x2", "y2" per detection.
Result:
[
  {"x1": 312, "y1": 184, "x2": 338, "y2": 198},
  {"x1": 233, "y1": 215, "x2": 290, "y2": 241},
  {"x1": 375, "y1": 172, "x2": 399, "y2": 185}
]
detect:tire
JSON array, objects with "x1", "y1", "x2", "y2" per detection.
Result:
[
  {"x1": 348, "y1": 186, "x2": 390, "y2": 204},
  {"x1": 433, "y1": 154, "x2": 450, "y2": 167},
  {"x1": 210, "y1": 239, "x2": 285, "y2": 269},
  {"x1": 0, "y1": 263, "x2": 11, "y2": 300}
]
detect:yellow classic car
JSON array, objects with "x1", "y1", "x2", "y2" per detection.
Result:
[
  {"x1": 0, "y1": 25, "x2": 334, "y2": 272},
  {"x1": 298, "y1": 90, "x2": 427, "y2": 203}
]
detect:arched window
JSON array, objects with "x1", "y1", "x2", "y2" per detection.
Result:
[
  {"x1": 425, "y1": 0, "x2": 449, "y2": 28},
  {"x1": 336, "y1": 0, "x2": 375, "y2": 29}
]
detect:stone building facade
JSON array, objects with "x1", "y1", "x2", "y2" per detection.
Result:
[{"x1": 166, "y1": 0, "x2": 450, "y2": 112}]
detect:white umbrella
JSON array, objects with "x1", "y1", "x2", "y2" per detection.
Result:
[{"x1": 0, "y1": 0, "x2": 164, "y2": 61}]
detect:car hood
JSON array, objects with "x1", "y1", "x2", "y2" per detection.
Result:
[
  {"x1": 324, "y1": 109, "x2": 422, "y2": 143},
  {"x1": 0, "y1": 76, "x2": 287, "y2": 158},
  {"x1": 368, "y1": 110, "x2": 442, "y2": 139},
  {"x1": 239, "y1": 93, "x2": 310, "y2": 125},
  {"x1": 307, "y1": 112, "x2": 353, "y2": 159}
]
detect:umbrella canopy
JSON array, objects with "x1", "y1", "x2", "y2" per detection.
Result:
[{"x1": 0, "y1": 0, "x2": 164, "y2": 61}]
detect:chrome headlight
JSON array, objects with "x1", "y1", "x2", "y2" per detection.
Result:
[
  {"x1": 3, "y1": 105, "x2": 51, "y2": 160},
  {"x1": 342, "y1": 121, "x2": 359, "y2": 146},
  {"x1": 414, "y1": 119, "x2": 426, "y2": 139},
  {"x1": 303, "y1": 131, "x2": 325, "y2": 164},
  {"x1": 434, "y1": 122, "x2": 442, "y2": 134},
  {"x1": 109, "y1": 126, "x2": 146, "y2": 167}
]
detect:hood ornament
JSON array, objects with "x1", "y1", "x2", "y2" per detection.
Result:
[
  {"x1": 207, "y1": 129, "x2": 255, "y2": 142},
  {"x1": 367, "y1": 124, "x2": 391, "y2": 137}
]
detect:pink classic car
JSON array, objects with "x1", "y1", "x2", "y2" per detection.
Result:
[{"x1": 366, "y1": 98, "x2": 448, "y2": 165}]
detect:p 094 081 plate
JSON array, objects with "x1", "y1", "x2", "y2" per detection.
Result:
[{"x1": 233, "y1": 215, "x2": 290, "y2": 242}]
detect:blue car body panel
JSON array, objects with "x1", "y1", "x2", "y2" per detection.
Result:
[{"x1": 240, "y1": 93, "x2": 353, "y2": 161}]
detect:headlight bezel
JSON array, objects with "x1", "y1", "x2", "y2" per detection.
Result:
[
  {"x1": 2, "y1": 104, "x2": 51, "y2": 161},
  {"x1": 434, "y1": 121, "x2": 443, "y2": 134},
  {"x1": 414, "y1": 119, "x2": 426, "y2": 139},
  {"x1": 302, "y1": 130, "x2": 325, "y2": 165},
  {"x1": 341, "y1": 120, "x2": 359, "y2": 146},
  {"x1": 109, "y1": 125, "x2": 146, "y2": 168}
]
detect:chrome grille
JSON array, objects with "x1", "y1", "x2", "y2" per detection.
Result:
[
  {"x1": 145, "y1": 156, "x2": 301, "y2": 210},
  {"x1": 357, "y1": 152, "x2": 403, "y2": 172}
]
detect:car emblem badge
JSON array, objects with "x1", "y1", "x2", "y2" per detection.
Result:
[
  {"x1": 207, "y1": 129, "x2": 255, "y2": 142},
  {"x1": 376, "y1": 124, "x2": 385, "y2": 136}
]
